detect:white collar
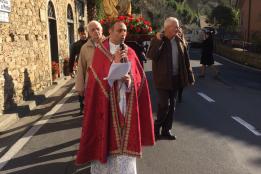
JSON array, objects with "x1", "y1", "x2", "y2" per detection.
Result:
[{"x1": 109, "y1": 40, "x2": 120, "y2": 54}]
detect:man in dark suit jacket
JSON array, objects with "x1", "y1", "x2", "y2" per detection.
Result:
[
  {"x1": 69, "y1": 26, "x2": 87, "y2": 115},
  {"x1": 69, "y1": 26, "x2": 88, "y2": 77},
  {"x1": 147, "y1": 17, "x2": 195, "y2": 140}
]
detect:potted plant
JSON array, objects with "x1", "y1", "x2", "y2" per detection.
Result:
[
  {"x1": 100, "y1": 15, "x2": 154, "y2": 41},
  {"x1": 51, "y1": 61, "x2": 60, "y2": 81},
  {"x1": 63, "y1": 57, "x2": 70, "y2": 76}
]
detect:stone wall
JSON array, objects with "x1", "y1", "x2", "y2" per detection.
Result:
[{"x1": 0, "y1": 0, "x2": 87, "y2": 114}]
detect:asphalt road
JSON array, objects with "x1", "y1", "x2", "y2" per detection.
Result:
[{"x1": 1, "y1": 48, "x2": 260, "y2": 174}]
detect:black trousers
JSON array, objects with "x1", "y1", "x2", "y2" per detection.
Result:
[
  {"x1": 79, "y1": 95, "x2": 84, "y2": 112},
  {"x1": 178, "y1": 87, "x2": 183, "y2": 102},
  {"x1": 155, "y1": 76, "x2": 180, "y2": 132}
]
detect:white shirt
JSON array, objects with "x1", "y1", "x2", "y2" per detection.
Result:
[
  {"x1": 171, "y1": 37, "x2": 179, "y2": 75},
  {"x1": 109, "y1": 41, "x2": 120, "y2": 55},
  {"x1": 109, "y1": 41, "x2": 127, "y2": 116}
]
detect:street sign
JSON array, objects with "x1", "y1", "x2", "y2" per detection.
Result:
[
  {"x1": 0, "y1": 11, "x2": 8, "y2": 22},
  {"x1": 0, "y1": 0, "x2": 11, "y2": 13}
]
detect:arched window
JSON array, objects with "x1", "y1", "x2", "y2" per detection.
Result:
[
  {"x1": 67, "y1": 5, "x2": 74, "y2": 23},
  {"x1": 48, "y1": 1, "x2": 59, "y2": 64},
  {"x1": 67, "y1": 4, "x2": 75, "y2": 52},
  {"x1": 48, "y1": 1, "x2": 56, "y2": 19},
  {"x1": 76, "y1": 0, "x2": 84, "y2": 17}
]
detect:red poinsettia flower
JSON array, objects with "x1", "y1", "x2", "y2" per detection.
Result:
[
  {"x1": 100, "y1": 15, "x2": 154, "y2": 36},
  {"x1": 136, "y1": 27, "x2": 141, "y2": 33},
  {"x1": 118, "y1": 16, "x2": 125, "y2": 20},
  {"x1": 100, "y1": 19, "x2": 105, "y2": 25},
  {"x1": 130, "y1": 24, "x2": 135, "y2": 30}
]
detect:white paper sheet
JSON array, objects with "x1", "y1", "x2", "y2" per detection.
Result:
[{"x1": 104, "y1": 62, "x2": 131, "y2": 87}]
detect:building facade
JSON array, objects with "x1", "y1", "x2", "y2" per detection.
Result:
[
  {"x1": 0, "y1": 0, "x2": 87, "y2": 114},
  {"x1": 238, "y1": 0, "x2": 261, "y2": 41}
]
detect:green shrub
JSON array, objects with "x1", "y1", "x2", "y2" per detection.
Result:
[{"x1": 215, "y1": 43, "x2": 261, "y2": 69}]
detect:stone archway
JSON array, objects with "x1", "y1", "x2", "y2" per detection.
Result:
[
  {"x1": 67, "y1": 4, "x2": 74, "y2": 54},
  {"x1": 48, "y1": 1, "x2": 59, "y2": 63}
]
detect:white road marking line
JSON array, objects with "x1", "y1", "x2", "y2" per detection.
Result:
[
  {"x1": 232, "y1": 116, "x2": 261, "y2": 136},
  {"x1": 0, "y1": 92, "x2": 74, "y2": 170},
  {"x1": 197, "y1": 92, "x2": 215, "y2": 102}
]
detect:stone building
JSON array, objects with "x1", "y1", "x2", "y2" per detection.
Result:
[{"x1": 0, "y1": 0, "x2": 88, "y2": 114}]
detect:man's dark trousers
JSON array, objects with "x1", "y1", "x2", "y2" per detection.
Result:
[
  {"x1": 155, "y1": 75, "x2": 179, "y2": 133},
  {"x1": 79, "y1": 96, "x2": 84, "y2": 114}
]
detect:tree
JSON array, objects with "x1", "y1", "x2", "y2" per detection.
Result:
[
  {"x1": 132, "y1": 0, "x2": 141, "y2": 14},
  {"x1": 86, "y1": 0, "x2": 103, "y2": 21},
  {"x1": 86, "y1": 0, "x2": 97, "y2": 21},
  {"x1": 166, "y1": 0, "x2": 178, "y2": 10},
  {"x1": 210, "y1": 5, "x2": 239, "y2": 31}
]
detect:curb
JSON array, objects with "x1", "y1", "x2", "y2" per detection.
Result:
[
  {"x1": 0, "y1": 77, "x2": 73, "y2": 132},
  {"x1": 45, "y1": 77, "x2": 71, "y2": 98},
  {"x1": 213, "y1": 53, "x2": 261, "y2": 72},
  {"x1": 0, "y1": 77, "x2": 74, "y2": 160}
]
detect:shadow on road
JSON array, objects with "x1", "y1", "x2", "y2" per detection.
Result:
[{"x1": 2, "y1": 139, "x2": 79, "y2": 174}]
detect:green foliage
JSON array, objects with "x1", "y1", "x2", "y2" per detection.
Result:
[
  {"x1": 132, "y1": 0, "x2": 141, "y2": 14},
  {"x1": 181, "y1": 3, "x2": 196, "y2": 24},
  {"x1": 165, "y1": 0, "x2": 197, "y2": 25},
  {"x1": 177, "y1": 1, "x2": 197, "y2": 24},
  {"x1": 96, "y1": 0, "x2": 105, "y2": 20},
  {"x1": 211, "y1": 5, "x2": 239, "y2": 31},
  {"x1": 166, "y1": 0, "x2": 178, "y2": 10},
  {"x1": 200, "y1": 5, "x2": 212, "y2": 17}
]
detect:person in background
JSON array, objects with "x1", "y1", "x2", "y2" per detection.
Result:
[
  {"x1": 199, "y1": 30, "x2": 219, "y2": 78},
  {"x1": 147, "y1": 17, "x2": 195, "y2": 140},
  {"x1": 75, "y1": 21, "x2": 104, "y2": 115},
  {"x1": 69, "y1": 26, "x2": 88, "y2": 78}
]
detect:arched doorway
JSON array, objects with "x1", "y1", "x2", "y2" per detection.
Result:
[
  {"x1": 75, "y1": 0, "x2": 85, "y2": 28},
  {"x1": 48, "y1": 1, "x2": 59, "y2": 64},
  {"x1": 67, "y1": 4, "x2": 74, "y2": 54}
]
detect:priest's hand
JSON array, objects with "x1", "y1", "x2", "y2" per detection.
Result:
[
  {"x1": 113, "y1": 48, "x2": 128, "y2": 63},
  {"x1": 122, "y1": 74, "x2": 131, "y2": 88}
]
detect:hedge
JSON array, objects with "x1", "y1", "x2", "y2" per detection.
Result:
[{"x1": 214, "y1": 43, "x2": 261, "y2": 69}]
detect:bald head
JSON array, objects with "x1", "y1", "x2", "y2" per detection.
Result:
[
  {"x1": 109, "y1": 21, "x2": 127, "y2": 44},
  {"x1": 163, "y1": 17, "x2": 180, "y2": 39},
  {"x1": 87, "y1": 20, "x2": 103, "y2": 41},
  {"x1": 164, "y1": 17, "x2": 179, "y2": 29},
  {"x1": 87, "y1": 20, "x2": 102, "y2": 31}
]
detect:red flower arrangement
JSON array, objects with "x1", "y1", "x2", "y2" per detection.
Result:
[
  {"x1": 100, "y1": 15, "x2": 153, "y2": 37},
  {"x1": 51, "y1": 61, "x2": 60, "y2": 80}
]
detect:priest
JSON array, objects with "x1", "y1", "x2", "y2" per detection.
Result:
[{"x1": 76, "y1": 21, "x2": 155, "y2": 174}]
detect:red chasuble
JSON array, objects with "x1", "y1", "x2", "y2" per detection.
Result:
[{"x1": 76, "y1": 39, "x2": 155, "y2": 165}]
